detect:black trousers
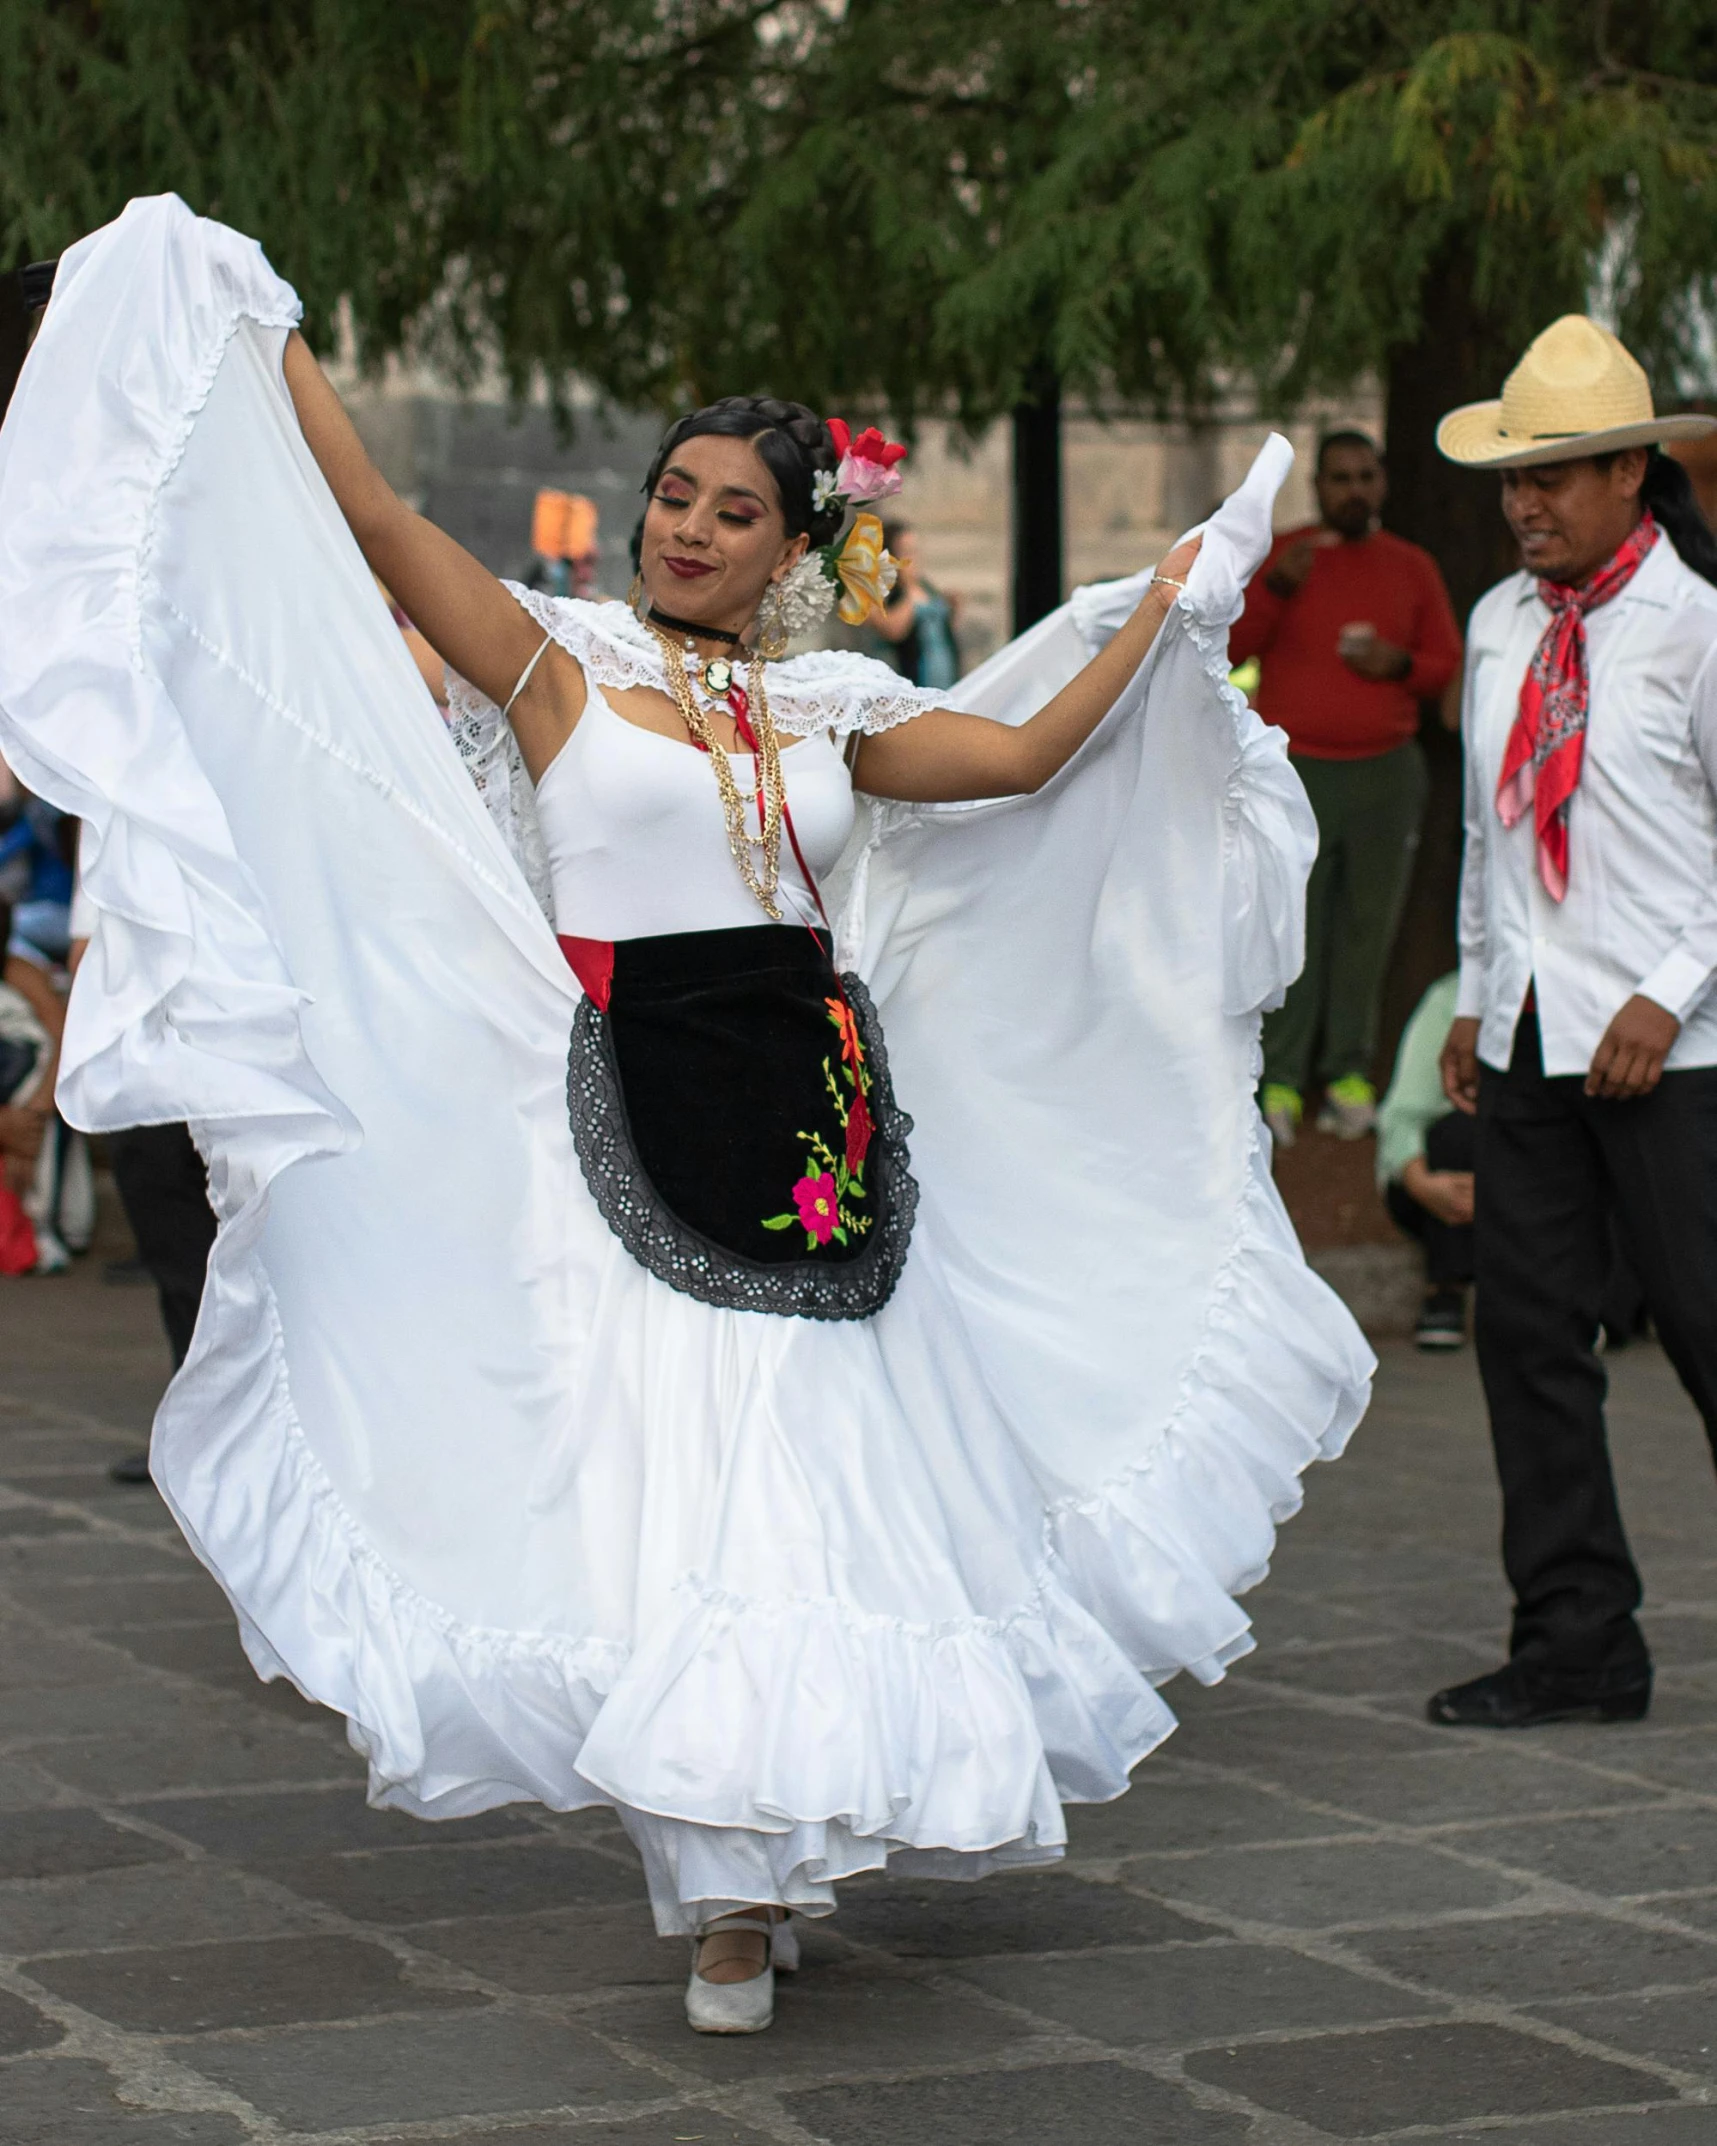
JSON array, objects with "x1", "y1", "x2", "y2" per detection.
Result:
[
  {"x1": 1385, "y1": 1111, "x2": 1477, "y2": 1286},
  {"x1": 1474, "y1": 1011, "x2": 1717, "y2": 1677},
  {"x1": 109, "y1": 1124, "x2": 215, "y2": 1370}
]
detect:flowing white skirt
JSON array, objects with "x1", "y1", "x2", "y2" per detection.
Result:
[{"x1": 0, "y1": 197, "x2": 1372, "y2": 1934}]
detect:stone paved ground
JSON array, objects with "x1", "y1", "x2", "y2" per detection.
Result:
[{"x1": 2, "y1": 1215, "x2": 1716, "y2": 2144}]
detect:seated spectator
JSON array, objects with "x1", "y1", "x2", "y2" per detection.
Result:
[
  {"x1": 1380, "y1": 965, "x2": 1648, "y2": 1357},
  {"x1": 0, "y1": 787, "x2": 75, "y2": 963},
  {"x1": 0, "y1": 895, "x2": 54, "y2": 1273},
  {"x1": 2, "y1": 900, "x2": 93, "y2": 1273},
  {"x1": 1377, "y1": 972, "x2": 1473, "y2": 1349}
]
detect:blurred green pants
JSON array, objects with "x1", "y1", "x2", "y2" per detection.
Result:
[{"x1": 1262, "y1": 740, "x2": 1427, "y2": 1093}]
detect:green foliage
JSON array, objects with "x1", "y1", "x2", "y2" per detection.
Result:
[
  {"x1": 0, "y1": 0, "x2": 473, "y2": 357},
  {"x1": 951, "y1": 2, "x2": 1717, "y2": 415},
  {"x1": 4, "y1": 1, "x2": 1716, "y2": 422}
]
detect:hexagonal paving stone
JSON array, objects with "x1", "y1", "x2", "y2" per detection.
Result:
[
  {"x1": 24, "y1": 1932, "x2": 490, "y2": 2033},
  {"x1": 254, "y1": 1838, "x2": 642, "y2": 1923},
  {"x1": 962, "y1": 1939, "x2": 1442, "y2": 2048},
  {"x1": 0, "y1": 2057, "x2": 246, "y2": 2145},
  {"x1": 0, "y1": 1808, "x2": 174, "y2": 1882},
  {"x1": 185, "y1": 2009, "x2": 661, "y2": 2129},
  {"x1": 1184, "y1": 2021, "x2": 1657, "y2": 2135},
  {"x1": 0, "y1": 1985, "x2": 64, "y2": 2054},
  {"x1": 787, "y1": 2062, "x2": 1247, "y2": 2143},
  {"x1": 832, "y1": 1871, "x2": 1208, "y2": 1956}
]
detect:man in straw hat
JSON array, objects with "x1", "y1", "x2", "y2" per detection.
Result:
[{"x1": 1428, "y1": 314, "x2": 1717, "y2": 1730}]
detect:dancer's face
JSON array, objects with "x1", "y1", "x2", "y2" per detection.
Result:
[{"x1": 641, "y1": 435, "x2": 810, "y2": 638}]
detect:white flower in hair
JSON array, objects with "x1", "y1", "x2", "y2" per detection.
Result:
[
  {"x1": 777, "y1": 550, "x2": 838, "y2": 634},
  {"x1": 811, "y1": 469, "x2": 840, "y2": 515}
]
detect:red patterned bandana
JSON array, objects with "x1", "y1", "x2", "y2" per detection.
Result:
[{"x1": 1496, "y1": 511, "x2": 1659, "y2": 900}]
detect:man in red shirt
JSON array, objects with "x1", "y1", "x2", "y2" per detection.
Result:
[{"x1": 1232, "y1": 431, "x2": 1462, "y2": 1146}]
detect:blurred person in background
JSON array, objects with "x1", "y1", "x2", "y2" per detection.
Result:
[
  {"x1": 0, "y1": 779, "x2": 93, "y2": 1269},
  {"x1": 1376, "y1": 970, "x2": 1473, "y2": 1351},
  {"x1": 1379, "y1": 968, "x2": 1646, "y2": 1360},
  {"x1": 1, "y1": 780, "x2": 75, "y2": 962},
  {"x1": 527, "y1": 489, "x2": 600, "y2": 601},
  {"x1": 1430, "y1": 316, "x2": 1717, "y2": 1730},
  {"x1": 0, "y1": 893, "x2": 54, "y2": 1273},
  {"x1": 871, "y1": 519, "x2": 962, "y2": 690},
  {"x1": 1232, "y1": 429, "x2": 1462, "y2": 1148},
  {"x1": 64, "y1": 864, "x2": 217, "y2": 1484},
  {"x1": 98, "y1": 1116, "x2": 216, "y2": 1483}
]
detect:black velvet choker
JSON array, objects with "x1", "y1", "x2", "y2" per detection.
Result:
[{"x1": 647, "y1": 606, "x2": 741, "y2": 646}]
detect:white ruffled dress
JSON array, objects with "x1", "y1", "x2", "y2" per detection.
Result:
[{"x1": 0, "y1": 198, "x2": 1373, "y2": 1935}]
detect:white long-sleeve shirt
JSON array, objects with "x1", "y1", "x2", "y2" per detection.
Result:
[{"x1": 1457, "y1": 534, "x2": 1717, "y2": 1074}]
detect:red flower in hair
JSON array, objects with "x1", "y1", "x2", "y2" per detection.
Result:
[{"x1": 824, "y1": 419, "x2": 907, "y2": 502}]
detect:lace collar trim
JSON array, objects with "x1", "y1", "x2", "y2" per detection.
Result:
[{"x1": 507, "y1": 588, "x2": 947, "y2": 739}]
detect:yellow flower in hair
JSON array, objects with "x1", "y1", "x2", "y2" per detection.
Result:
[{"x1": 834, "y1": 512, "x2": 899, "y2": 626}]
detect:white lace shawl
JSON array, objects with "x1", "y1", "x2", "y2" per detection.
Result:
[{"x1": 446, "y1": 588, "x2": 950, "y2": 919}]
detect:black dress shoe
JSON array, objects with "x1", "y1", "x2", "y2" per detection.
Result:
[
  {"x1": 107, "y1": 1450, "x2": 154, "y2": 1486},
  {"x1": 1427, "y1": 1658, "x2": 1651, "y2": 1729}
]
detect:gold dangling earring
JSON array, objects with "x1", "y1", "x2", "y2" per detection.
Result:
[
  {"x1": 628, "y1": 573, "x2": 650, "y2": 625},
  {"x1": 756, "y1": 581, "x2": 791, "y2": 661}
]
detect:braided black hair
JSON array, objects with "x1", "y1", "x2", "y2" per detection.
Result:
[
  {"x1": 1642, "y1": 448, "x2": 1717, "y2": 587},
  {"x1": 642, "y1": 397, "x2": 843, "y2": 549}
]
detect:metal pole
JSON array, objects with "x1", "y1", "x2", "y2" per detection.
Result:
[{"x1": 1010, "y1": 372, "x2": 1063, "y2": 634}]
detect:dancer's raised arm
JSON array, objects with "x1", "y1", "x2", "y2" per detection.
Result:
[
  {"x1": 852, "y1": 534, "x2": 1201, "y2": 803},
  {"x1": 281, "y1": 334, "x2": 585, "y2": 774}
]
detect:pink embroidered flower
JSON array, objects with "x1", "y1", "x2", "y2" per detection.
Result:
[
  {"x1": 793, "y1": 1171, "x2": 839, "y2": 1246},
  {"x1": 825, "y1": 418, "x2": 907, "y2": 503},
  {"x1": 844, "y1": 1089, "x2": 872, "y2": 1176}
]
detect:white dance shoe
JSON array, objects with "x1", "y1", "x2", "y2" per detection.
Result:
[{"x1": 684, "y1": 1912, "x2": 794, "y2": 2034}]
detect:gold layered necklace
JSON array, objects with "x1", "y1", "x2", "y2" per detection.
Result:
[{"x1": 647, "y1": 622, "x2": 787, "y2": 921}]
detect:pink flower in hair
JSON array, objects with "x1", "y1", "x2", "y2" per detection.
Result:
[{"x1": 825, "y1": 419, "x2": 907, "y2": 503}]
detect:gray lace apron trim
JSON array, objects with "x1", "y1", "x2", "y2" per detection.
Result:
[{"x1": 566, "y1": 971, "x2": 917, "y2": 1320}]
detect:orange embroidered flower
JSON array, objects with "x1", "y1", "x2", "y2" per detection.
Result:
[{"x1": 825, "y1": 996, "x2": 865, "y2": 1070}]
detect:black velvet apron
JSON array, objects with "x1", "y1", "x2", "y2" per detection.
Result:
[{"x1": 561, "y1": 924, "x2": 916, "y2": 1319}]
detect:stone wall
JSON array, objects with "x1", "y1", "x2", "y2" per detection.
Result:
[
  {"x1": 335, "y1": 361, "x2": 1382, "y2": 665},
  {"x1": 895, "y1": 401, "x2": 1383, "y2": 666}
]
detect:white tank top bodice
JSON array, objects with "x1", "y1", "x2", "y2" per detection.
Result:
[{"x1": 535, "y1": 686, "x2": 856, "y2": 941}]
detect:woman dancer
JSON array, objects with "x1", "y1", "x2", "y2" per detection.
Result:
[{"x1": 0, "y1": 199, "x2": 1371, "y2": 2034}]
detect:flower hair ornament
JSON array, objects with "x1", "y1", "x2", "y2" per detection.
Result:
[{"x1": 778, "y1": 420, "x2": 908, "y2": 635}]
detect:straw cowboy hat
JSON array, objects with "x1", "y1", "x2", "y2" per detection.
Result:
[{"x1": 1436, "y1": 315, "x2": 1716, "y2": 470}]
